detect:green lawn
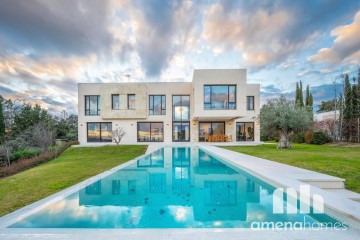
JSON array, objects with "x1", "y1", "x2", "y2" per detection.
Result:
[
  {"x1": 0, "y1": 145, "x2": 147, "y2": 217},
  {"x1": 221, "y1": 143, "x2": 360, "y2": 193}
]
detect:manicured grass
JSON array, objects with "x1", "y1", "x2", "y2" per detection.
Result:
[
  {"x1": 222, "y1": 143, "x2": 360, "y2": 193},
  {"x1": 0, "y1": 145, "x2": 147, "y2": 217}
]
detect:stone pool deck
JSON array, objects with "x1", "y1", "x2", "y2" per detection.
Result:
[{"x1": 0, "y1": 143, "x2": 359, "y2": 240}]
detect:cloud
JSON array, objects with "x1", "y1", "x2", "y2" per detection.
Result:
[
  {"x1": 0, "y1": 53, "x2": 85, "y2": 114},
  {"x1": 203, "y1": 0, "x2": 359, "y2": 69},
  {"x1": 0, "y1": 0, "x2": 113, "y2": 56},
  {"x1": 118, "y1": 0, "x2": 201, "y2": 76},
  {"x1": 309, "y1": 10, "x2": 360, "y2": 65}
]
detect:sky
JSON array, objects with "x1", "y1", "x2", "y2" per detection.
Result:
[{"x1": 0, "y1": 0, "x2": 359, "y2": 114}]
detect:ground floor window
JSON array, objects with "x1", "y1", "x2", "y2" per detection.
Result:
[
  {"x1": 173, "y1": 122, "x2": 190, "y2": 142},
  {"x1": 236, "y1": 122, "x2": 254, "y2": 141},
  {"x1": 137, "y1": 122, "x2": 164, "y2": 142},
  {"x1": 87, "y1": 122, "x2": 112, "y2": 142},
  {"x1": 199, "y1": 122, "x2": 225, "y2": 142}
]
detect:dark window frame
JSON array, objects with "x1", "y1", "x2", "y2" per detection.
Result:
[
  {"x1": 137, "y1": 122, "x2": 164, "y2": 142},
  {"x1": 149, "y1": 95, "x2": 166, "y2": 115},
  {"x1": 112, "y1": 94, "x2": 120, "y2": 110},
  {"x1": 236, "y1": 122, "x2": 255, "y2": 142},
  {"x1": 198, "y1": 121, "x2": 226, "y2": 142},
  {"x1": 85, "y1": 95, "x2": 100, "y2": 116},
  {"x1": 172, "y1": 121, "x2": 191, "y2": 142},
  {"x1": 86, "y1": 122, "x2": 112, "y2": 142},
  {"x1": 247, "y1": 96, "x2": 255, "y2": 110},
  {"x1": 203, "y1": 85, "x2": 237, "y2": 110},
  {"x1": 127, "y1": 94, "x2": 135, "y2": 110},
  {"x1": 172, "y1": 95, "x2": 190, "y2": 121}
]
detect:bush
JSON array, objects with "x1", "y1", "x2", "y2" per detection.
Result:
[
  {"x1": 312, "y1": 132, "x2": 330, "y2": 145},
  {"x1": 11, "y1": 149, "x2": 41, "y2": 161},
  {"x1": 304, "y1": 131, "x2": 314, "y2": 144},
  {"x1": 0, "y1": 141, "x2": 78, "y2": 178},
  {"x1": 65, "y1": 132, "x2": 78, "y2": 141},
  {"x1": 290, "y1": 133, "x2": 305, "y2": 143}
]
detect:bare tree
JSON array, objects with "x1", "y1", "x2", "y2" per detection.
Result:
[
  {"x1": 112, "y1": 127, "x2": 126, "y2": 146},
  {"x1": 0, "y1": 144, "x2": 13, "y2": 167},
  {"x1": 32, "y1": 123, "x2": 54, "y2": 152}
]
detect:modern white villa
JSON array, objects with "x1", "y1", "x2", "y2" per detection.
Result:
[{"x1": 78, "y1": 69, "x2": 260, "y2": 145}]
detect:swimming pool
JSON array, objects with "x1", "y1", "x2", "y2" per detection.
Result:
[{"x1": 10, "y1": 147, "x2": 340, "y2": 228}]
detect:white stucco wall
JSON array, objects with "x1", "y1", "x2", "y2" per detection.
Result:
[{"x1": 78, "y1": 69, "x2": 260, "y2": 144}]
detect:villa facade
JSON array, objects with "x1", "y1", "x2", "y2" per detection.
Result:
[{"x1": 77, "y1": 69, "x2": 260, "y2": 144}]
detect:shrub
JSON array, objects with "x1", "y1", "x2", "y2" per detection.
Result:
[
  {"x1": 290, "y1": 133, "x2": 305, "y2": 143},
  {"x1": 11, "y1": 149, "x2": 41, "y2": 161},
  {"x1": 304, "y1": 131, "x2": 314, "y2": 144},
  {"x1": 0, "y1": 141, "x2": 78, "y2": 178},
  {"x1": 312, "y1": 132, "x2": 330, "y2": 145}
]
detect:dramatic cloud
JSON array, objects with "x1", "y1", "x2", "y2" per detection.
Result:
[
  {"x1": 310, "y1": 10, "x2": 360, "y2": 65},
  {"x1": 203, "y1": 0, "x2": 359, "y2": 69},
  {"x1": 118, "y1": 0, "x2": 200, "y2": 76},
  {"x1": 0, "y1": 0, "x2": 113, "y2": 56},
  {"x1": 0, "y1": 0, "x2": 359, "y2": 113}
]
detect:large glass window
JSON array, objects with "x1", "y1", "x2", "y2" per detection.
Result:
[
  {"x1": 137, "y1": 122, "x2": 164, "y2": 142},
  {"x1": 149, "y1": 95, "x2": 166, "y2": 115},
  {"x1": 172, "y1": 95, "x2": 190, "y2": 121},
  {"x1": 173, "y1": 122, "x2": 190, "y2": 142},
  {"x1": 236, "y1": 122, "x2": 254, "y2": 141},
  {"x1": 87, "y1": 122, "x2": 112, "y2": 142},
  {"x1": 128, "y1": 94, "x2": 135, "y2": 109},
  {"x1": 112, "y1": 94, "x2": 120, "y2": 110},
  {"x1": 199, "y1": 122, "x2": 225, "y2": 142},
  {"x1": 85, "y1": 95, "x2": 100, "y2": 115},
  {"x1": 204, "y1": 85, "x2": 236, "y2": 110},
  {"x1": 85, "y1": 180, "x2": 101, "y2": 195},
  {"x1": 247, "y1": 96, "x2": 254, "y2": 110}
]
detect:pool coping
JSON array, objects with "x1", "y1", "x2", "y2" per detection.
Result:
[{"x1": 0, "y1": 144, "x2": 360, "y2": 240}]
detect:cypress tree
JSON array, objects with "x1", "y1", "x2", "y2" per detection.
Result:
[
  {"x1": 352, "y1": 77, "x2": 359, "y2": 118},
  {"x1": 357, "y1": 68, "x2": 360, "y2": 118},
  {"x1": 309, "y1": 93, "x2": 313, "y2": 111},
  {"x1": 344, "y1": 74, "x2": 353, "y2": 120},
  {"x1": 305, "y1": 85, "x2": 310, "y2": 107},
  {"x1": 299, "y1": 80, "x2": 304, "y2": 107},
  {"x1": 0, "y1": 97, "x2": 5, "y2": 136},
  {"x1": 295, "y1": 82, "x2": 299, "y2": 105}
]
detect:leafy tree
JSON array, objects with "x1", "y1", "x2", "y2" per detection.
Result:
[
  {"x1": 316, "y1": 100, "x2": 339, "y2": 113},
  {"x1": 54, "y1": 111, "x2": 78, "y2": 140},
  {"x1": 259, "y1": 95, "x2": 311, "y2": 148},
  {"x1": 12, "y1": 104, "x2": 53, "y2": 135}
]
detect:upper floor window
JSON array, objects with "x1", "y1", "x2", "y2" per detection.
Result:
[
  {"x1": 173, "y1": 95, "x2": 190, "y2": 121},
  {"x1": 85, "y1": 95, "x2": 100, "y2": 116},
  {"x1": 247, "y1": 96, "x2": 254, "y2": 110},
  {"x1": 128, "y1": 94, "x2": 135, "y2": 109},
  {"x1": 149, "y1": 95, "x2": 166, "y2": 115},
  {"x1": 204, "y1": 85, "x2": 236, "y2": 110},
  {"x1": 112, "y1": 94, "x2": 120, "y2": 110}
]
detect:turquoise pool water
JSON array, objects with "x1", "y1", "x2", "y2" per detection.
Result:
[{"x1": 11, "y1": 147, "x2": 339, "y2": 228}]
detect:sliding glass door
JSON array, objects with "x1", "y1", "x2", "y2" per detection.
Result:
[
  {"x1": 137, "y1": 122, "x2": 164, "y2": 142},
  {"x1": 199, "y1": 122, "x2": 225, "y2": 142},
  {"x1": 236, "y1": 122, "x2": 254, "y2": 141},
  {"x1": 173, "y1": 122, "x2": 190, "y2": 142}
]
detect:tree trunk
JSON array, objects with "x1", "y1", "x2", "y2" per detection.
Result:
[
  {"x1": 6, "y1": 148, "x2": 10, "y2": 167},
  {"x1": 277, "y1": 132, "x2": 291, "y2": 149}
]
